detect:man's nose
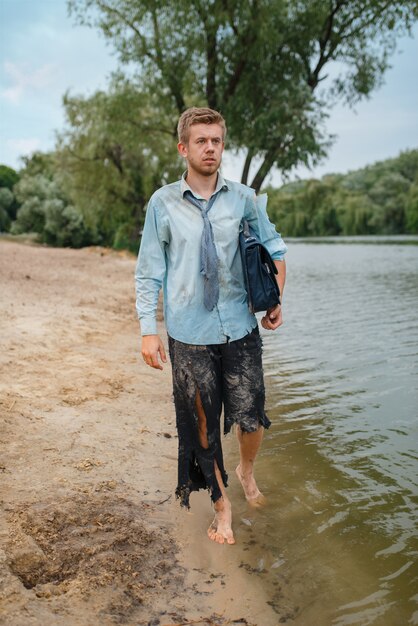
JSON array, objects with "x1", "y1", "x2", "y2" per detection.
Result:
[{"x1": 205, "y1": 141, "x2": 215, "y2": 151}]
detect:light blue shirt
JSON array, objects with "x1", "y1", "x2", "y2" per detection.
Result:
[{"x1": 135, "y1": 172, "x2": 287, "y2": 345}]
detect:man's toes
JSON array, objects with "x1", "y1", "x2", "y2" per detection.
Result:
[
  {"x1": 208, "y1": 526, "x2": 235, "y2": 544},
  {"x1": 208, "y1": 528, "x2": 221, "y2": 544}
]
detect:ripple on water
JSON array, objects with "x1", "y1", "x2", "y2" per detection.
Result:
[{"x1": 250, "y1": 242, "x2": 418, "y2": 625}]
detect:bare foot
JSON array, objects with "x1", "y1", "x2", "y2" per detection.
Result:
[
  {"x1": 207, "y1": 497, "x2": 235, "y2": 545},
  {"x1": 236, "y1": 464, "x2": 266, "y2": 507}
]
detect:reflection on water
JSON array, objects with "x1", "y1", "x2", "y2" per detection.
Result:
[{"x1": 228, "y1": 240, "x2": 418, "y2": 625}]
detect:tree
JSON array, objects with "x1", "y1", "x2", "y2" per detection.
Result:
[
  {"x1": 56, "y1": 78, "x2": 183, "y2": 249},
  {"x1": 69, "y1": 0, "x2": 418, "y2": 191}
]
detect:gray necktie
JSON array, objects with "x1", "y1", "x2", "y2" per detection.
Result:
[{"x1": 184, "y1": 190, "x2": 220, "y2": 311}]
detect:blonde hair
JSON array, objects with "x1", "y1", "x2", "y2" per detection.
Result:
[{"x1": 177, "y1": 107, "x2": 226, "y2": 145}]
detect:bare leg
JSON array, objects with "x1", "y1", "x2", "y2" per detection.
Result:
[
  {"x1": 194, "y1": 390, "x2": 235, "y2": 545},
  {"x1": 207, "y1": 462, "x2": 235, "y2": 545},
  {"x1": 235, "y1": 425, "x2": 266, "y2": 507}
]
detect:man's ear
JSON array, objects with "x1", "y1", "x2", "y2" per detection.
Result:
[{"x1": 177, "y1": 142, "x2": 187, "y2": 158}]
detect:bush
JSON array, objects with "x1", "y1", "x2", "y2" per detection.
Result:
[
  {"x1": 11, "y1": 171, "x2": 96, "y2": 247},
  {"x1": 44, "y1": 200, "x2": 95, "y2": 248},
  {"x1": 0, "y1": 187, "x2": 14, "y2": 231}
]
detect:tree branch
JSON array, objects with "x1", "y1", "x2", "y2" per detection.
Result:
[
  {"x1": 149, "y1": 6, "x2": 186, "y2": 114},
  {"x1": 221, "y1": 0, "x2": 239, "y2": 36},
  {"x1": 150, "y1": 4, "x2": 164, "y2": 68},
  {"x1": 222, "y1": 0, "x2": 259, "y2": 105},
  {"x1": 96, "y1": 1, "x2": 156, "y2": 62},
  {"x1": 65, "y1": 147, "x2": 102, "y2": 163},
  {"x1": 307, "y1": 0, "x2": 347, "y2": 89},
  {"x1": 105, "y1": 144, "x2": 124, "y2": 175},
  {"x1": 125, "y1": 119, "x2": 176, "y2": 137},
  {"x1": 206, "y1": 30, "x2": 218, "y2": 108},
  {"x1": 304, "y1": 0, "x2": 396, "y2": 94},
  {"x1": 190, "y1": 0, "x2": 218, "y2": 109},
  {"x1": 338, "y1": 1, "x2": 397, "y2": 42}
]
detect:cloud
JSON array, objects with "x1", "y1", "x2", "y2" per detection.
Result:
[{"x1": 1, "y1": 61, "x2": 57, "y2": 104}]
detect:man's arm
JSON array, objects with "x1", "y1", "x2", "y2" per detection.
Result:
[
  {"x1": 135, "y1": 196, "x2": 168, "y2": 368},
  {"x1": 245, "y1": 193, "x2": 287, "y2": 332},
  {"x1": 261, "y1": 259, "x2": 286, "y2": 331}
]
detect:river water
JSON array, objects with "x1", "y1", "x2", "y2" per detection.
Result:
[{"x1": 227, "y1": 238, "x2": 418, "y2": 626}]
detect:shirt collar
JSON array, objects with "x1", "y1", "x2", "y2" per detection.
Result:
[{"x1": 181, "y1": 170, "x2": 229, "y2": 200}]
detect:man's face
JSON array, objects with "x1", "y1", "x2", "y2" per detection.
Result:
[{"x1": 178, "y1": 123, "x2": 224, "y2": 177}]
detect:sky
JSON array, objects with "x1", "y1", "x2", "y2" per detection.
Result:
[{"x1": 1, "y1": 0, "x2": 417, "y2": 186}]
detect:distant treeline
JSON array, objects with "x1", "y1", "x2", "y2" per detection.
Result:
[
  {"x1": 0, "y1": 148, "x2": 417, "y2": 250},
  {"x1": 266, "y1": 149, "x2": 418, "y2": 236}
]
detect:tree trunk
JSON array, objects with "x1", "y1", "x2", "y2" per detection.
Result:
[
  {"x1": 249, "y1": 148, "x2": 277, "y2": 192},
  {"x1": 241, "y1": 148, "x2": 254, "y2": 185},
  {"x1": 206, "y1": 31, "x2": 218, "y2": 109}
]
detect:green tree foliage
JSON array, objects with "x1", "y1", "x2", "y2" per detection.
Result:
[
  {"x1": 405, "y1": 183, "x2": 418, "y2": 232},
  {"x1": 11, "y1": 154, "x2": 94, "y2": 247},
  {"x1": 69, "y1": 0, "x2": 418, "y2": 190},
  {"x1": 56, "y1": 79, "x2": 183, "y2": 250},
  {"x1": 0, "y1": 164, "x2": 19, "y2": 190},
  {"x1": 0, "y1": 164, "x2": 20, "y2": 222},
  {"x1": 0, "y1": 188, "x2": 14, "y2": 231},
  {"x1": 267, "y1": 149, "x2": 418, "y2": 236},
  {"x1": 19, "y1": 152, "x2": 56, "y2": 179},
  {"x1": 9, "y1": 147, "x2": 418, "y2": 244}
]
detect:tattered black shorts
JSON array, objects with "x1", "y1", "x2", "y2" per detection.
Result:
[{"x1": 168, "y1": 327, "x2": 271, "y2": 508}]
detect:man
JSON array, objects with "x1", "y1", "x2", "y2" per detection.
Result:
[{"x1": 135, "y1": 107, "x2": 287, "y2": 545}]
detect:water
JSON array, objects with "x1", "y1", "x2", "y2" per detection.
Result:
[{"x1": 229, "y1": 239, "x2": 418, "y2": 626}]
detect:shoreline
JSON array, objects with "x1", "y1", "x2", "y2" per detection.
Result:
[{"x1": 0, "y1": 240, "x2": 279, "y2": 625}]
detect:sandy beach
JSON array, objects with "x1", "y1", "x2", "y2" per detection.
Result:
[{"x1": 0, "y1": 239, "x2": 281, "y2": 626}]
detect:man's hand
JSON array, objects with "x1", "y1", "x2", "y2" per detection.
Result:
[
  {"x1": 261, "y1": 304, "x2": 283, "y2": 331},
  {"x1": 141, "y1": 334, "x2": 167, "y2": 370}
]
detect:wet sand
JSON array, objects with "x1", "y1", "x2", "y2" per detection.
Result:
[{"x1": 0, "y1": 240, "x2": 280, "y2": 626}]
